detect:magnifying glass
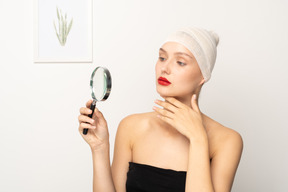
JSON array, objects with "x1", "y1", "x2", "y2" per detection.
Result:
[{"x1": 83, "y1": 66, "x2": 112, "y2": 135}]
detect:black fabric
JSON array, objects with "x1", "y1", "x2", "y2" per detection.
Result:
[{"x1": 126, "y1": 162, "x2": 187, "y2": 192}]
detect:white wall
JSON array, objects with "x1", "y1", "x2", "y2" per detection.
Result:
[{"x1": 1, "y1": 0, "x2": 287, "y2": 191}]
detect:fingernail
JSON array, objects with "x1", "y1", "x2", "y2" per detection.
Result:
[
  {"x1": 90, "y1": 119, "x2": 94, "y2": 123},
  {"x1": 154, "y1": 99, "x2": 159, "y2": 103},
  {"x1": 152, "y1": 106, "x2": 156, "y2": 110},
  {"x1": 193, "y1": 94, "x2": 197, "y2": 99}
]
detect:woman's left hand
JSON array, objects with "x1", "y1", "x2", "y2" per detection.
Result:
[{"x1": 153, "y1": 94, "x2": 207, "y2": 141}]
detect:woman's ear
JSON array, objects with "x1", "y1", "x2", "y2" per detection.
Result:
[{"x1": 199, "y1": 77, "x2": 205, "y2": 85}]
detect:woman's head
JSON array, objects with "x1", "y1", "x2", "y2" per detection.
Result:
[{"x1": 155, "y1": 27, "x2": 219, "y2": 101}]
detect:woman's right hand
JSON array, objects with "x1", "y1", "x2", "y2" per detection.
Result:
[{"x1": 78, "y1": 100, "x2": 109, "y2": 151}]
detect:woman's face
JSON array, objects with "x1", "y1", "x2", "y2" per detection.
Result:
[{"x1": 155, "y1": 42, "x2": 205, "y2": 99}]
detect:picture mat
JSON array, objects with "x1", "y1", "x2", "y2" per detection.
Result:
[{"x1": 34, "y1": 0, "x2": 92, "y2": 62}]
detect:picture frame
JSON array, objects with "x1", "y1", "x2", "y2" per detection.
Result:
[{"x1": 34, "y1": 0, "x2": 93, "y2": 63}]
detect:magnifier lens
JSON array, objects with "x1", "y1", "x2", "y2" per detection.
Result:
[{"x1": 92, "y1": 68, "x2": 107, "y2": 101}]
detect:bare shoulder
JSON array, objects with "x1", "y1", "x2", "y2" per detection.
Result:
[
  {"x1": 217, "y1": 126, "x2": 243, "y2": 153},
  {"x1": 215, "y1": 123, "x2": 242, "y2": 144},
  {"x1": 117, "y1": 112, "x2": 155, "y2": 143},
  {"x1": 203, "y1": 114, "x2": 243, "y2": 156},
  {"x1": 118, "y1": 112, "x2": 154, "y2": 129}
]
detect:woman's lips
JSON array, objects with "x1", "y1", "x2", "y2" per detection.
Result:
[{"x1": 158, "y1": 77, "x2": 171, "y2": 86}]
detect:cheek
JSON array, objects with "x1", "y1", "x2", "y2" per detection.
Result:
[{"x1": 178, "y1": 70, "x2": 202, "y2": 88}]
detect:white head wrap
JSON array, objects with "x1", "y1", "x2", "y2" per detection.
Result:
[{"x1": 162, "y1": 27, "x2": 219, "y2": 82}]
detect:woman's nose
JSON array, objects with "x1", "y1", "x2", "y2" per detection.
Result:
[{"x1": 161, "y1": 59, "x2": 171, "y2": 74}]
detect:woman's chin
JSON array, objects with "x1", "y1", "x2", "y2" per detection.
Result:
[
  {"x1": 156, "y1": 90, "x2": 173, "y2": 98},
  {"x1": 157, "y1": 89, "x2": 193, "y2": 100}
]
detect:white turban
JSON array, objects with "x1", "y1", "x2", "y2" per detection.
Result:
[{"x1": 162, "y1": 27, "x2": 219, "y2": 82}]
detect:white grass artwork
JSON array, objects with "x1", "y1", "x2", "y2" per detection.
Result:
[{"x1": 53, "y1": 7, "x2": 73, "y2": 46}]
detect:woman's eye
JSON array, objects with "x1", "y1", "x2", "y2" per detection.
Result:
[
  {"x1": 159, "y1": 57, "x2": 165, "y2": 61},
  {"x1": 177, "y1": 61, "x2": 186, "y2": 66}
]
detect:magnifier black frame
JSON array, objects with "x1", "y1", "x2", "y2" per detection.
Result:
[{"x1": 83, "y1": 66, "x2": 112, "y2": 135}]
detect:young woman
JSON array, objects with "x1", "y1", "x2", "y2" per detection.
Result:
[{"x1": 78, "y1": 27, "x2": 243, "y2": 192}]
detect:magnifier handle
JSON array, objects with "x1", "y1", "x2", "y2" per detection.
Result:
[{"x1": 83, "y1": 100, "x2": 97, "y2": 135}]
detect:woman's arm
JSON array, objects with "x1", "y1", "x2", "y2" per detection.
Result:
[
  {"x1": 111, "y1": 115, "x2": 134, "y2": 192},
  {"x1": 91, "y1": 143, "x2": 115, "y2": 192},
  {"x1": 186, "y1": 136, "x2": 214, "y2": 191},
  {"x1": 209, "y1": 131, "x2": 243, "y2": 191},
  {"x1": 78, "y1": 100, "x2": 116, "y2": 192}
]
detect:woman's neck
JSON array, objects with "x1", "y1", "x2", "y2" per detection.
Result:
[{"x1": 173, "y1": 94, "x2": 199, "y2": 108}]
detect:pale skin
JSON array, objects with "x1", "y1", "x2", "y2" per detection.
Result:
[{"x1": 78, "y1": 42, "x2": 243, "y2": 192}]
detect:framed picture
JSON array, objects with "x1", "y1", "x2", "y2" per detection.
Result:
[{"x1": 34, "y1": 0, "x2": 93, "y2": 63}]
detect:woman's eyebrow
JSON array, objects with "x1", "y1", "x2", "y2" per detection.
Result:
[
  {"x1": 159, "y1": 48, "x2": 193, "y2": 59},
  {"x1": 175, "y1": 52, "x2": 193, "y2": 59}
]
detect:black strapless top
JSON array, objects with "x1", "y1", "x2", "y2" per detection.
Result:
[{"x1": 126, "y1": 162, "x2": 187, "y2": 192}]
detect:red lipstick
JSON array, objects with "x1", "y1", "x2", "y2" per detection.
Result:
[{"x1": 158, "y1": 77, "x2": 171, "y2": 86}]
